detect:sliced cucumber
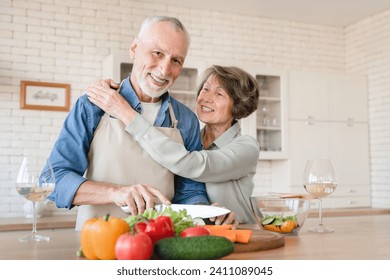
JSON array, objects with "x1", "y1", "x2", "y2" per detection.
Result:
[{"x1": 192, "y1": 217, "x2": 206, "y2": 226}]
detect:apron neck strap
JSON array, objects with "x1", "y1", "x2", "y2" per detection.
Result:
[{"x1": 168, "y1": 103, "x2": 178, "y2": 128}]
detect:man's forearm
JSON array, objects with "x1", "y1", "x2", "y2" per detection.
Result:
[{"x1": 72, "y1": 180, "x2": 116, "y2": 205}]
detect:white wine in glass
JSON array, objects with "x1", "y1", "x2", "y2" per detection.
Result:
[
  {"x1": 303, "y1": 159, "x2": 337, "y2": 233},
  {"x1": 16, "y1": 157, "x2": 55, "y2": 242}
]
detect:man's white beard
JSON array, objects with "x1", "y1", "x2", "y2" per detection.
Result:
[
  {"x1": 139, "y1": 82, "x2": 167, "y2": 98},
  {"x1": 137, "y1": 72, "x2": 171, "y2": 99}
]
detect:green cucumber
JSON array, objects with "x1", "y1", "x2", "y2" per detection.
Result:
[{"x1": 154, "y1": 236, "x2": 234, "y2": 260}]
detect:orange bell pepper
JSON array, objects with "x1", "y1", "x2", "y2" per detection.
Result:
[{"x1": 80, "y1": 214, "x2": 130, "y2": 260}]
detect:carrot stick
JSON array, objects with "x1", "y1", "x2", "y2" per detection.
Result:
[
  {"x1": 201, "y1": 225, "x2": 253, "y2": 243},
  {"x1": 231, "y1": 229, "x2": 253, "y2": 243},
  {"x1": 208, "y1": 229, "x2": 237, "y2": 243},
  {"x1": 202, "y1": 224, "x2": 233, "y2": 232}
]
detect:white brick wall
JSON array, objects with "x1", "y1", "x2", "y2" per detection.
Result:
[
  {"x1": 346, "y1": 9, "x2": 390, "y2": 208},
  {"x1": 0, "y1": 0, "x2": 387, "y2": 218}
]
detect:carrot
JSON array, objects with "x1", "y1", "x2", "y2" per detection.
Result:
[
  {"x1": 201, "y1": 225, "x2": 253, "y2": 243},
  {"x1": 208, "y1": 229, "x2": 237, "y2": 243},
  {"x1": 263, "y1": 224, "x2": 281, "y2": 233},
  {"x1": 231, "y1": 229, "x2": 252, "y2": 244},
  {"x1": 202, "y1": 224, "x2": 233, "y2": 233}
]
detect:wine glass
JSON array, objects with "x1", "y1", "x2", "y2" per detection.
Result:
[
  {"x1": 303, "y1": 159, "x2": 337, "y2": 233},
  {"x1": 15, "y1": 157, "x2": 55, "y2": 242}
]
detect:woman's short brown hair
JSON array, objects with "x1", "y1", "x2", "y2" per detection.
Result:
[{"x1": 196, "y1": 65, "x2": 259, "y2": 120}]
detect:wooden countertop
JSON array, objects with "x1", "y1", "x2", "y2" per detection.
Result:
[
  {"x1": 1, "y1": 207, "x2": 389, "y2": 231},
  {"x1": 1, "y1": 213, "x2": 389, "y2": 260},
  {"x1": 0, "y1": 215, "x2": 76, "y2": 231}
]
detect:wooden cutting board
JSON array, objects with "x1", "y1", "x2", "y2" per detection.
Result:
[{"x1": 234, "y1": 229, "x2": 285, "y2": 253}]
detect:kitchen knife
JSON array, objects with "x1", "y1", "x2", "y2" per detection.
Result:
[{"x1": 121, "y1": 204, "x2": 231, "y2": 219}]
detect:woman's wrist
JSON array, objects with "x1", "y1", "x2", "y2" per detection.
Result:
[{"x1": 121, "y1": 106, "x2": 136, "y2": 126}]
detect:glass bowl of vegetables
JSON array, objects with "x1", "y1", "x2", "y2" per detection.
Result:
[{"x1": 250, "y1": 194, "x2": 312, "y2": 235}]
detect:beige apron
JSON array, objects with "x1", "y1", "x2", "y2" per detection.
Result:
[{"x1": 75, "y1": 104, "x2": 183, "y2": 230}]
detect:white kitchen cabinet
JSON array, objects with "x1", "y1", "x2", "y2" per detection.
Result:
[
  {"x1": 271, "y1": 70, "x2": 370, "y2": 209},
  {"x1": 328, "y1": 73, "x2": 368, "y2": 122},
  {"x1": 278, "y1": 120, "x2": 370, "y2": 187},
  {"x1": 306, "y1": 195, "x2": 371, "y2": 209},
  {"x1": 288, "y1": 71, "x2": 368, "y2": 123},
  {"x1": 330, "y1": 122, "x2": 370, "y2": 185},
  {"x1": 283, "y1": 121, "x2": 371, "y2": 209},
  {"x1": 241, "y1": 70, "x2": 288, "y2": 160},
  {"x1": 289, "y1": 71, "x2": 329, "y2": 121},
  {"x1": 288, "y1": 120, "x2": 330, "y2": 186}
]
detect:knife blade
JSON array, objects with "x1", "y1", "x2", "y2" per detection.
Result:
[
  {"x1": 156, "y1": 204, "x2": 231, "y2": 219},
  {"x1": 121, "y1": 204, "x2": 231, "y2": 219}
]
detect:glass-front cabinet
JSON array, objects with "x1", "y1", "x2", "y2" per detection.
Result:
[
  {"x1": 169, "y1": 68, "x2": 198, "y2": 113},
  {"x1": 257, "y1": 75, "x2": 282, "y2": 152},
  {"x1": 241, "y1": 70, "x2": 288, "y2": 160}
]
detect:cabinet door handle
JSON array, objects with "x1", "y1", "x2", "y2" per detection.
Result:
[{"x1": 306, "y1": 116, "x2": 314, "y2": 125}]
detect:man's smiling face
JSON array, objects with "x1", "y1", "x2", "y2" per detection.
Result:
[{"x1": 129, "y1": 21, "x2": 188, "y2": 102}]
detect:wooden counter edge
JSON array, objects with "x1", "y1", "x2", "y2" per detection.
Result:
[
  {"x1": 0, "y1": 215, "x2": 76, "y2": 231},
  {"x1": 1, "y1": 207, "x2": 390, "y2": 232}
]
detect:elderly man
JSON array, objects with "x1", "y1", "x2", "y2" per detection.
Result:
[{"x1": 47, "y1": 16, "x2": 209, "y2": 229}]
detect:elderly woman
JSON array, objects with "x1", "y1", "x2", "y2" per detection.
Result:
[{"x1": 87, "y1": 65, "x2": 260, "y2": 224}]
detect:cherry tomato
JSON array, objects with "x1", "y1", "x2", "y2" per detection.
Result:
[
  {"x1": 180, "y1": 226, "x2": 210, "y2": 237},
  {"x1": 114, "y1": 232, "x2": 153, "y2": 260}
]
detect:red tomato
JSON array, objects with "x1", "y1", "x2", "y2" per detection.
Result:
[
  {"x1": 114, "y1": 232, "x2": 153, "y2": 260},
  {"x1": 180, "y1": 226, "x2": 210, "y2": 237}
]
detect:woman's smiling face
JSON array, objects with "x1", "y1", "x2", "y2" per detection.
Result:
[{"x1": 196, "y1": 74, "x2": 234, "y2": 128}]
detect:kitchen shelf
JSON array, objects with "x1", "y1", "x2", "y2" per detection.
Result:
[
  {"x1": 257, "y1": 126, "x2": 281, "y2": 130},
  {"x1": 170, "y1": 90, "x2": 196, "y2": 95},
  {"x1": 169, "y1": 68, "x2": 198, "y2": 112},
  {"x1": 259, "y1": 96, "x2": 280, "y2": 102}
]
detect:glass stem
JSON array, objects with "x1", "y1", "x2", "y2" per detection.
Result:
[
  {"x1": 318, "y1": 198, "x2": 323, "y2": 226},
  {"x1": 32, "y1": 201, "x2": 37, "y2": 236}
]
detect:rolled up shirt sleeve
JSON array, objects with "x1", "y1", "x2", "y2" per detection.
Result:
[{"x1": 48, "y1": 95, "x2": 102, "y2": 209}]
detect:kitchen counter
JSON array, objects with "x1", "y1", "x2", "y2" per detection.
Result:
[
  {"x1": 1, "y1": 207, "x2": 388, "y2": 231},
  {"x1": 1, "y1": 214, "x2": 389, "y2": 260}
]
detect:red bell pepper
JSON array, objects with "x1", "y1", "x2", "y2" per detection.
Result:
[
  {"x1": 144, "y1": 216, "x2": 175, "y2": 244},
  {"x1": 134, "y1": 222, "x2": 147, "y2": 233}
]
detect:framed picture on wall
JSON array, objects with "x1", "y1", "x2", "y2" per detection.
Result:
[{"x1": 20, "y1": 80, "x2": 71, "y2": 111}]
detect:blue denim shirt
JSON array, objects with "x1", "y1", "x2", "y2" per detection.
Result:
[{"x1": 47, "y1": 77, "x2": 209, "y2": 209}]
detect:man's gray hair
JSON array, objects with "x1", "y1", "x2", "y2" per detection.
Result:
[{"x1": 138, "y1": 15, "x2": 191, "y2": 46}]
